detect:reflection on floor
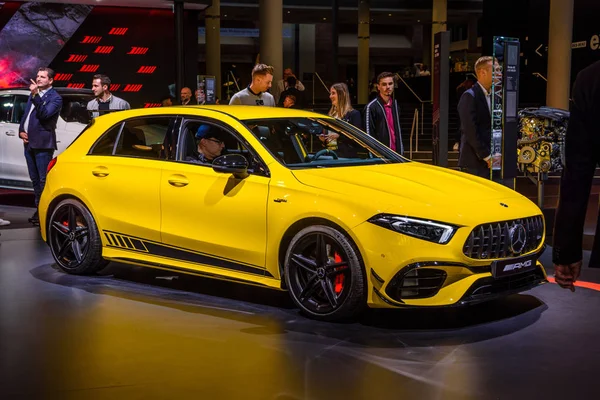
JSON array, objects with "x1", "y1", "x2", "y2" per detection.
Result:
[{"x1": 1, "y1": 220, "x2": 599, "y2": 399}]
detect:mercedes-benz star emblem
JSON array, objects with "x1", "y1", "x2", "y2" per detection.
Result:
[{"x1": 509, "y1": 224, "x2": 527, "y2": 254}]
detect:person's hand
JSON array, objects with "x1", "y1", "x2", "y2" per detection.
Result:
[
  {"x1": 492, "y1": 153, "x2": 501, "y2": 169},
  {"x1": 485, "y1": 156, "x2": 492, "y2": 168},
  {"x1": 29, "y1": 79, "x2": 39, "y2": 96},
  {"x1": 19, "y1": 132, "x2": 28, "y2": 144},
  {"x1": 554, "y1": 260, "x2": 583, "y2": 292},
  {"x1": 325, "y1": 132, "x2": 339, "y2": 144}
]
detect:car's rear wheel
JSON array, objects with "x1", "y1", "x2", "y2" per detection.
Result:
[
  {"x1": 48, "y1": 199, "x2": 107, "y2": 275},
  {"x1": 284, "y1": 225, "x2": 366, "y2": 321}
]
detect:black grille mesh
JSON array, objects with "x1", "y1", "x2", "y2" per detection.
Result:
[{"x1": 463, "y1": 215, "x2": 544, "y2": 259}]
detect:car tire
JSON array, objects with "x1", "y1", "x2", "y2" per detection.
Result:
[
  {"x1": 47, "y1": 198, "x2": 108, "y2": 275},
  {"x1": 284, "y1": 225, "x2": 366, "y2": 321}
]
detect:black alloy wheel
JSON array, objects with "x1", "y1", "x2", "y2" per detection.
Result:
[
  {"x1": 285, "y1": 225, "x2": 366, "y2": 321},
  {"x1": 48, "y1": 199, "x2": 107, "y2": 275}
]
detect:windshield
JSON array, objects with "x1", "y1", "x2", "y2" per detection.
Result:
[{"x1": 243, "y1": 117, "x2": 406, "y2": 168}]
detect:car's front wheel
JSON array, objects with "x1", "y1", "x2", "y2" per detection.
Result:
[
  {"x1": 284, "y1": 225, "x2": 366, "y2": 321},
  {"x1": 47, "y1": 198, "x2": 107, "y2": 275}
]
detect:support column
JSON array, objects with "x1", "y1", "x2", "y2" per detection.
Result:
[
  {"x1": 259, "y1": 0, "x2": 283, "y2": 80},
  {"x1": 358, "y1": 0, "x2": 370, "y2": 104},
  {"x1": 546, "y1": 0, "x2": 574, "y2": 110},
  {"x1": 332, "y1": 0, "x2": 339, "y2": 83},
  {"x1": 206, "y1": 0, "x2": 221, "y2": 99},
  {"x1": 431, "y1": 0, "x2": 446, "y2": 99},
  {"x1": 174, "y1": 0, "x2": 185, "y2": 98}
]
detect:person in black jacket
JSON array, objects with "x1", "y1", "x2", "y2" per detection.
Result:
[
  {"x1": 457, "y1": 56, "x2": 497, "y2": 178},
  {"x1": 18, "y1": 67, "x2": 63, "y2": 224},
  {"x1": 278, "y1": 76, "x2": 305, "y2": 109},
  {"x1": 364, "y1": 72, "x2": 403, "y2": 154},
  {"x1": 553, "y1": 60, "x2": 600, "y2": 290}
]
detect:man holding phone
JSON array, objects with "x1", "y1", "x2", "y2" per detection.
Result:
[{"x1": 18, "y1": 67, "x2": 63, "y2": 224}]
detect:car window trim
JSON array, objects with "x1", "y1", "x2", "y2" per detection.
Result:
[
  {"x1": 112, "y1": 115, "x2": 179, "y2": 161},
  {"x1": 177, "y1": 116, "x2": 270, "y2": 178},
  {"x1": 87, "y1": 120, "x2": 121, "y2": 156}
]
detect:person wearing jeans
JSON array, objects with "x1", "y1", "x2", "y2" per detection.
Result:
[{"x1": 18, "y1": 67, "x2": 63, "y2": 224}]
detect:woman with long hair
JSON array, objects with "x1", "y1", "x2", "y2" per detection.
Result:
[{"x1": 329, "y1": 82, "x2": 362, "y2": 129}]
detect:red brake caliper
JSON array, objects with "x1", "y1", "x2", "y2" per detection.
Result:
[{"x1": 333, "y1": 252, "x2": 345, "y2": 294}]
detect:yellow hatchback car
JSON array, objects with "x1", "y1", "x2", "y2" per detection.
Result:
[{"x1": 39, "y1": 106, "x2": 547, "y2": 321}]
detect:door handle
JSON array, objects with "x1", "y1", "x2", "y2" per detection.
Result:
[
  {"x1": 5, "y1": 131, "x2": 16, "y2": 136},
  {"x1": 92, "y1": 167, "x2": 109, "y2": 177},
  {"x1": 168, "y1": 178, "x2": 189, "y2": 187},
  {"x1": 168, "y1": 175, "x2": 189, "y2": 187}
]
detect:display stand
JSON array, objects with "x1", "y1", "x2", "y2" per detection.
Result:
[{"x1": 491, "y1": 36, "x2": 520, "y2": 188}]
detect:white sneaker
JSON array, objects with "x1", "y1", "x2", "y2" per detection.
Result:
[
  {"x1": 453, "y1": 142, "x2": 459, "y2": 151},
  {"x1": 0, "y1": 218, "x2": 10, "y2": 226}
]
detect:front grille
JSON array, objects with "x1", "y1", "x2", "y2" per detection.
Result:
[
  {"x1": 463, "y1": 215, "x2": 544, "y2": 260},
  {"x1": 385, "y1": 268, "x2": 447, "y2": 301}
]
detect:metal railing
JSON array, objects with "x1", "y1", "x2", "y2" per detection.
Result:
[
  {"x1": 532, "y1": 72, "x2": 547, "y2": 82},
  {"x1": 395, "y1": 73, "x2": 431, "y2": 153},
  {"x1": 409, "y1": 108, "x2": 419, "y2": 159},
  {"x1": 312, "y1": 72, "x2": 330, "y2": 105},
  {"x1": 230, "y1": 71, "x2": 241, "y2": 91}
]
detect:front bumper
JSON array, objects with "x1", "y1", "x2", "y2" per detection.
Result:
[{"x1": 351, "y1": 220, "x2": 547, "y2": 309}]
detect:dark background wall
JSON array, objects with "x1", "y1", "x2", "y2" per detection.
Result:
[
  {"x1": 482, "y1": 0, "x2": 600, "y2": 105},
  {"x1": 48, "y1": 6, "x2": 198, "y2": 108}
]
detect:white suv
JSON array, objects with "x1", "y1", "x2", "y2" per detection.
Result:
[{"x1": 0, "y1": 87, "x2": 94, "y2": 190}]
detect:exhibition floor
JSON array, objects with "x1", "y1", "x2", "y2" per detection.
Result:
[{"x1": 1, "y1": 204, "x2": 600, "y2": 399}]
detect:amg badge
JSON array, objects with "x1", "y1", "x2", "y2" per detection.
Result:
[{"x1": 503, "y1": 259, "x2": 533, "y2": 272}]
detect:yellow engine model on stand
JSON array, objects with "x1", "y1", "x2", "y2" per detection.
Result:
[{"x1": 517, "y1": 107, "x2": 569, "y2": 176}]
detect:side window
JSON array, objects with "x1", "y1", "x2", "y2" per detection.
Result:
[
  {"x1": 60, "y1": 95, "x2": 93, "y2": 124},
  {"x1": 0, "y1": 95, "x2": 14, "y2": 123},
  {"x1": 180, "y1": 119, "x2": 267, "y2": 175},
  {"x1": 115, "y1": 117, "x2": 175, "y2": 160},
  {"x1": 12, "y1": 95, "x2": 28, "y2": 124},
  {"x1": 89, "y1": 123, "x2": 122, "y2": 155}
]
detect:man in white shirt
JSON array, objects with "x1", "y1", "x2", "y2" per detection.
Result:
[
  {"x1": 273, "y1": 68, "x2": 305, "y2": 104},
  {"x1": 229, "y1": 64, "x2": 276, "y2": 107}
]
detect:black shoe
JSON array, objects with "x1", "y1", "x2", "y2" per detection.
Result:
[{"x1": 29, "y1": 210, "x2": 39, "y2": 224}]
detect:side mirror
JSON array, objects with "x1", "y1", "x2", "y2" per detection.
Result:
[{"x1": 212, "y1": 154, "x2": 249, "y2": 179}]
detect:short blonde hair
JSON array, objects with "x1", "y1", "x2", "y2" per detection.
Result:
[
  {"x1": 475, "y1": 56, "x2": 493, "y2": 71},
  {"x1": 252, "y1": 64, "x2": 274, "y2": 78}
]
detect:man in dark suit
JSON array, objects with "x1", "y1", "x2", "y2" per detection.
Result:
[
  {"x1": 553, "y1": 60, "x2": 600, "y2": 290},
  {"x1": 457, "y1": 56, "x2": 496, "y2": 178},
  {"x1": 18, "y1": 67, "x2": 63, "y2": 223}
]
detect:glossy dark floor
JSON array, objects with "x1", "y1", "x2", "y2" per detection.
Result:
[{"x1": 1, "y1": 205, "x2": 600, "y2": 400}]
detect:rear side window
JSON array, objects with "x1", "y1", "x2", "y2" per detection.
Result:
[
  {"x1": 114, "y1": 117, "x2": 175, "y2": 160},
  {"x1": 0, "y1": 95, "x2": 14, "y2": 123},
  {"x1": 60, "y1": 94, "x2": 94, "y2": 124},
  {"x1": 89, "y1": 123, "x2": 122, "y2": 155},
  {"x1": 12, "y1": 95, "x2": 28, "y2": 123}
]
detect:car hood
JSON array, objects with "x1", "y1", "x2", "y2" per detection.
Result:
[{"x1": 291, "y1": 162, "x2": 535, "y2": 220}]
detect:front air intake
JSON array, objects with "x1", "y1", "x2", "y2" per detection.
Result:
[{"x1": 385, "y1": 268, "x2": 447, "y2": 301}]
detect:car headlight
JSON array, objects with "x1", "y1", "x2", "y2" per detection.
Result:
[{"x1": 368, "y1": 214, "x2": 458, "y2": 244}]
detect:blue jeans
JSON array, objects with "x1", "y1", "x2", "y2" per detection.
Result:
[{"x1": 24, "y1": 145, "x2": 54, "y2": 207}]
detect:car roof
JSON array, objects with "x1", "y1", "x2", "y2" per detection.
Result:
[
  {"x1": 174, "y1": 105, "x2": 332, "y2": 120},
  {"x1": 1, "y1": 87, "x2": 93, "y2": 95}
]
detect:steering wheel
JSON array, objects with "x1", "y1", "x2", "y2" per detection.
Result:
[{"x1": 313, "y1": 148, "x2": 339, "y2": 160}]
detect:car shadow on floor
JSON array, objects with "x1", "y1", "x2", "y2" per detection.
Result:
[{"x1": 30, "y1": 261, "x2": 548, "y2": 348}]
